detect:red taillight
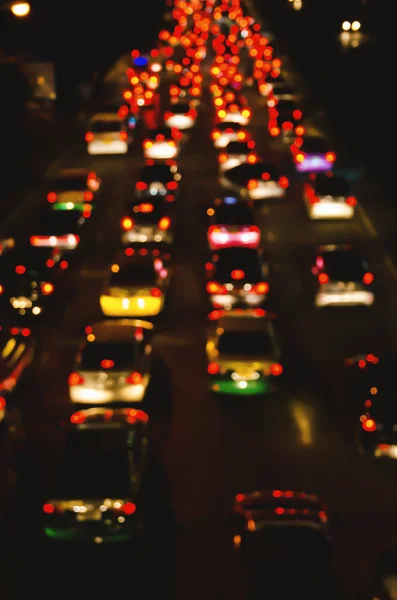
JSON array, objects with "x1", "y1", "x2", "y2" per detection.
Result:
[
  {"x1": 0, "y1": 285, "x2": 3, "y2": 295},
  {"x1": 41, "y1": 282, "x2": 54, "y2": 295},
  {"x1": 166, "y1": 181, "x2": 178, "y2": 190},
  {"x1": 46, "y1": 259, "x2": 54, "y2": 268},
  {"x1": 207, "y1": 281, "x2": 225, "y2": 294},
  {"x1": 101, "y1": 359, "x2": 115, "y2": 369},
  {"x1": 362, "y1": 418, "x2": 376, "y2": 432},
  {"x1": 126, "y1": 372, "x2": 143, "y2": 385},
  {"x1": 119, "y1": 131, "x2": 128, "y2": 141},
  {"x1": 121, "y1": 217, "x2": 134, "y2": 230},
  {"x1": 158, "y1": 217, "x2": 171, "y2": 230},
  {"x1": 68, "y1": 372, "x2": 84, "y2": 386},
  {"x1": 15, "y1": 264, "x2": 26, "y2": 274},
  {"x1": 0, "y1": 397, "x2": 6, "y2": 411},
  {"x1": 70, "y1": 411, "x2": 86, "y2": 424},
  {"x1": 122, "y1": 502, "x2": 136, "y2": 515},
  {"x1": 247, "y1": 179, "x2": 258, "y2": 190},
  {"x1": 278, "y1": 176, "x2": 289, "y2": 188},
  {"x1": 318, "y1": 273, "x2": 329, "y2": 284},
  {"x1": 212, "y1": 130, "x2": 221, "y2": 139},
  {"x1": 47, "y1": 192, "x2": 57, "y2": 203},
  {"x1": 43, "y1": 503, "x2": 55, "y2": 514},
  {"x1": 293, "y1": 109, "x2": 302, "y2": 120},
  {"x1": 60, "y1": 260, "x2": 68, "y2": 269},
  {"x1": 231, "y1": 269, "x2": 244, "y2": 280},
  {"x1": 346, "y1": 196, "x2": 357, "y2": 207},
  {"x1": 253, "y1": 282, "x2": 269, "y2": 294},
  {"x1": 164, "y1": 111, "x2": 172, "y2": 120},
  {"x1": 282, "y1": 121, "x2": 293, "y2": 131},
  {"x1": 136, "y1": 181, "x2": 148, "y2": 191},
  {"x1": 84, "y1": 191, "x2": 93, "y2": 202},
  {"x1": 295, "y1": 125, "x2": 305, "y2": 136},
  {"x1": 325, "y1": 152, "x2": 336, "y2": 163},
  {"x1": 150, "y1": 287, "x2": 162, "y2": 297},
  {"x1": 218, "y1": 152, "x2": 228, "y2": 163},
  {"x1": 208, "y1": 362, "x2": 219, "y2": 374},
  {"x1": 363, "y1": 272, "x2": 374, "y2": 285},
  {"x1": 85, "y1": 132, "x2": 94, "y2": 142},
  {"x1": 270, "y1": 363, "x2": 283, "y2": 376}
]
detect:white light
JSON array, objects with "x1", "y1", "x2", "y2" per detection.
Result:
[
  {"x1": 238, "y1": 381, "x2": 248, "y2": 388},
  {"x1": 244, "y1": 283, "x2": 252, "y2": 291},
  {"x1": 113, "y1": 501, "x2": 122, "y2": 509},
  {"x1": 100, "y1": 505, "x2": 107, "y2": 512},
  {"x1": 342, "y1": 21, "x2": 351, "y2": 31},
  {"x1": 225, "y1": 283, "x2": 233, "y2": 291},
  {"x1": 49, "y1": 236, "x2": 57, "y2": 246},
  {"x1": 351, "y1": 20, "x2": 361, "y2": 31},
  {"x1": 154, "y1": 234, "x2": 162, "y2": 242},
  {"x1": 66, "y1": 202, "x2": 74, "y2": 210},
  {"x1": 32, "y1": 306, "x2": 41, "y2": 315},
  {"x1": 117, "y1": 516, "x2": 126, "y2": 523},
  {"x1": 11, "y1": 2, "x2": 30, "y2": 17},
  {"x1": 293, "y1": 0, "x2": 302, "y2": 10},
  {"x1": 68, "y1": 234, "x2": 78, "y2": 247},
  {"x1": 137, "y1": 98, "x2": 144, "y2": 106},
  {"x1": 122, "y1": 298, "x2": 130, "y2": 310},
  {"x1": 94, "y1": 537, "x2": 103, "y2": 544},
  {"x1": 137, "y1": 298, "x2": 145, "y2": 308},
  {"x1": 241, "y1": 29, "x2": 248, "y2": 38}
]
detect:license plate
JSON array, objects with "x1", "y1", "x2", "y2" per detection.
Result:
[
  {"x1": 101, "y1": 136, "x2": 114, "y2": 144},
  {"x1": 61, "y1": 192, "x2": 84, "y2": 202}
]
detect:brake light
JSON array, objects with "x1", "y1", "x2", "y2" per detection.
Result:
[
  {"x1": 270, "y1": 126, "x2": 280, "y2": 137},
  {"x1": 247, "y1": 179, "x2": 258, "y2": 190},
  {"x1": 218, "y1": 109, "x2": 227, "y2": 119},
  {"x1": 206, "y1": 282, "x2": 225, "y2": 294},
  {"x1": 84, "y1": 191, "x2": 93, "y2": 202},
  {"x1": 164, "y1": 111, "x2": 172, "y2": 120},
  {"x1": 15, "y1": 264, "x2": 26, "y2": 274},
  {"x1": 363, "y1": 272, "x2": 374, "y2": 285},
  {"x1": 136, "y1": 181, "x2": 148, "y2": 190},
  {"x1": 150, "y1": 287, "x2": 162, "y2": 297},
  {"x1": 41, "y1": 282, "x2": 54, "y2": 295},
  {"x1": 0, "y1": 397, "x2": 5, "y2": 411},
  {"x1": 85, "y1": 132, "x2": 94, "y2": 142},
  {"x1": 68, "y1": 372, "x2": 84, "y2": 386},
  {"x1": 212, "y1": 130, "x2": 221, "y2": 139},
  {"x1": 144, "y1": 140, "x2": 153, "y2": 148},
  {"x1": 253, "y1": 282, "x2": 269, "y2": 294},
  {"x1": 293, "y1": 109, "x2": 302, "y2": 120},
  {"x1": 325, "y1": 152, "x2": 336, "y2": 163},
  {"x1": 282, "y1": 121, "x2": 293, "y2": 131},
  {"x1": 218, "y1": 152, "x2": 228, "y2": 163},
  {"x1": 295, "y1": 153, "x2": 305, "y2": 163},
  {"x1": 278, "y1": 176, "x2": 289, "y2": 188},
  {"x1": 122, "y1": 502, "x2": 136, "y2": 515},
  {"x1": 43, "y1": 503, "x2": 55, "y2": 514},
  {"x1": 231, "y1": 269, "x2": 244, "y2": 280},
  {"x1": 70, "y1": 411, "x2": 86, "y2": 424},
  {"x1": 318, "y1": 273, "x2": 329, "y2": 284},
  {"x1": 295, "y1": 125, "x2": 305, "y2": 136},
  {"x1": 0, "y1": 285, "x2": 3, "y2": 294},
  {"x1": 140, "y1": 203, "x2": 153, "y2": 213},
  {"x1": 346, "y1": 196, "x2": 357, "y2": 206},
  {"x1": 47, "y1": 192, "x2": 57, "y2": 203},
  {"x1": 158, "y1": 217, "x2": 171, "y2": 230},
  {"x1": 362, "y1": 418, "x2": 376, "y2": 432},
  {"x1": 208, "y1": 362, "x2": 219, "y2": 374},
  {"x1": 121, "y1": 217, "x2": 134, "y2": 230},
  {"x1": 270, "y1": 363, "x2": 283, "y2": 376},
  {"x1": 236, "y1": 131, "x2": 247, "y2": 140},
  {"x1": 119, "y1": 131, "x2": 128, "y2": 141},
  {"x1": 166, "y1": 181, "x2": 178, "y2": 190},
  {"x1": 126, "y1": 372, "x2": 143, "y2": 384},
  {"x1": 101, "y1": 359, "x2": 115, "y2": 369}
]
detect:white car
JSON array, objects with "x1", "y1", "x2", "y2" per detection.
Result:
[
  {"x1": 85, "y1": 113, "x2": 131, "y2": 155},
  {"x1": 218, "y1": 141, "x2": 259, "y2": 173},
  {"x1": 220, "y1": 162, "x2": 289, "y2": 201},
  {"x1": 304, "y1": 173, "x2": 356, "y2": 219},
  {"x1": 216, "y1": 102, "x2": 252, "y2": 126},
  {"x1": 143, "y1": 127, "x2": 181, "y2": 160},
  {"x1": 211, "y1": 122, "x2": 251, "y2": 149},
  {"x1": 46, "y1": 168, "x2": 101, "y2": 206},
  {"x1": 68, "y1": 319, "x2": 153, "y2": 404},
  {"x1": 164, "y1": 103, "x2": 197, "y2": 130}
]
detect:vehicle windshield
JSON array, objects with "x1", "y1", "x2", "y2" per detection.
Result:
[
  {"x1": 301, "y1": 138, "x2": 329, "y2": 153},
  {"x1": 322, "y1": 250, "x2": 367, "y2": 281},
  {"x1": 216, "y1": 122, "x2": 241, "y2": 132},
  {"x1": 51, "y1": 430, "x2": 131, "y2": 498},
  {"x1": 225, "y1": 142, "x2": 251, "y2": 154},
  {"x1": 110, "y1": 262, "x2": 156, "y2": 286},
  {"x1": 315, "y1": 176, "x2": 349, "y2": 197},
  {"x1": 227, "y1": 163, "x2": 279, "y2": 184},
  {"x1": 80, "y1": 342, "x2": 136, "y2": 371},
  {"x1": 147, "y1": 127, "x2": 173, "y2": 139},
  {"x1": 55, "y1": 177, "x2": 87, "y2": 190},
  {"x1": 218, "y1": 330, "x2": 273, "y2": 356},
  {"x1": 140, "y1": 165, "x2": 174, "y2": 183},
  {"x1": 214, "y1": 204, "x2": 254, "y2": 225},
  {"x1": 169, "y1": 103, "x2": 190, "y2": 114},
  {"x1": 91, "y1": 120, "x2": 122, "y2": 133},
  {"x1": 214, "y1": 249, "x2": 262, "y2": 282},
  {"x1": 36, "y1": 211, "x2": 84, "y2": 235}
]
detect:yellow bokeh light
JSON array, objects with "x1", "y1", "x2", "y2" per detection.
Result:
[
  {"x1": 352, "y1": 21, "x2": 361, "y2": 31},
  {"x1": 87, "y1": 334, "x2": 95, "y2": 342},
  {"x1": 11, "y1": 2, "x2": 30, "y2": 16},
  {"x1": 111, "y1": 264, "x2": 119, "y2": 273},
  {"x1": 342, "y1": 21, "x2": 351, "y2": 31}
]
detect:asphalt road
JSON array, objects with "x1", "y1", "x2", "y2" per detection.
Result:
[{"x1": 2, "y1": 49, "x2": 397, "y2": 600}]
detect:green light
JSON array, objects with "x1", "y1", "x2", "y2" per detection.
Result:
[
  {"x1": 51, "y1": 202, "x2": 94, "y2": 212},
  {"x1": 210, "y1": 377, "x2": 271, "y2": 395}
]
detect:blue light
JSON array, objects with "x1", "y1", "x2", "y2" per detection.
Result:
[
  {"x1": 133, "y1": 56, "x2": 148, "y2": 67},
  {"x1": 224, "y1": 196, "x2": 238, "y2": 204}
]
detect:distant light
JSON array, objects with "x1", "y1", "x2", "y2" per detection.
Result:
[
  {"x1": 224, "y1": 196, "x2": 238, "y2": 204},
  {"x1": 293, "y1": 0, "x2": 302, "y2": 10},
  {"x1": 342, "y1": 21, "x2": 351, "y2": 31},
  {"x1": 133, "y1": 56, "x2": 148, "y2": 67},
  {"x1": 351, "y1": 20, "x2": 361, "y2": 31},
  {"x1": 11, "y1": 2, "x2": 30, "y2": 16}
]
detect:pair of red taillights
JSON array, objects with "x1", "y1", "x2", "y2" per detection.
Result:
[
  {"x1": 85, "y1": 132, "x2": 128, "y2": 142},
  {"x1": 208, "y1": 362, "x2": 283, "y2": 376},
  {"x1": 207, "y1": 281, "x2": 269, "y2": 294},
  {"x1": 121, "y1": 216, "x2": 171, "y2": 231},
  {"x1": 317, "y1": 272, "x2": 374, "y2": 285},
  {"x1": 68, "y1": 371, "x2": 143, "y2": 386},
  {"x1": 43, "y1": 501, "x2": 136, "y2": 515},
  {"x1": 136, "y1": 181, "x2": 178, "y2": 191}
]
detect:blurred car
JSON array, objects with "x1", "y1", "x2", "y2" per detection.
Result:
[
  {"x1": 216, "y1": 101, "x2": 252, "y2": 126},
  {"x1": 268, "y1": 84, "x2": 298, "y2": 106},
  {"x1": 207, "y1": 309, "x2": 282, "y2": 395},
  {"x1": 0, "y1": 325, "x2": 35, "y2": 423},
  {"x1": 206, "y1": 247, "x2": 270, "y2": 309},
  {"x1": 258, "y1": 72, "x2": 288, "y2": 97},
  {"x1": 30, "y1": 210, "x2": 86, "y2": 250},
  {"x1": 120, "y1": 199, "x2": 173, "y2": 245},
  {"x1": 304, "y1": 173, "x2": 357, "y2": 220},
  {"x1": 293, "y1": 136, "x2": 336, "y2": 173},
  {"x1": 218, "y1": 140, "x2": 259, "y2": 172},
  {"x1": 231, "y1": 490, "x2": 339, "y2": 599},
  {"x1": 143, "y1": 127, "x2": 182, "y2": 160},
  {"x1": 164, "y1": 102, "x2": 197, "y2": 129},
  {"x1": 85, "y1": 113, "x2": 131, "y2": 155},
  {"x1": 0, "y1": 245, "x2": 67, "y2": 317},
  {"x1": 268, "y1": 99, "x2": 303, "y2": 139},
  {"x1": 220, "y1": 162, "x2": 289, "y2": 201},
  {"x1": 69, "y1": 319, "x2": 153, "y2": 404},
  {"x1": 42, "y1": 408, "x2": 148, "y2": 543},
  {"x1": 100, "y1": 252, "x2": 170, "y2": 317},
  {"x1": 311, "y1": 245, "x2": 375, "y2": 307},
  {"x1": 211, "y1": 122, "x2": 251, "y2": 149},
  {"x1": 46, "y1": 169, "x2": 101, "y2": 207},
  {"x1": 135, "y1": 163, "x2": 181, "y2": 199},
  {"x1": 207, "y1": 196, "x2": 260, "y2": 250}
]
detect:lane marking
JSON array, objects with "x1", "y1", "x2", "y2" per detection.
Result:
[{"x1": 357, "y1": 203, "x2": 378, "y2": 238}]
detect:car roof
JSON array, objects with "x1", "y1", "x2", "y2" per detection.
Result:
[
  {"x1": 301, "y1": 137, "x2": 329, "y2": 151},
  {"x1": 90, "y1": 318, "x2": 153, "y2": 342},
  {"x1": 217, "y1": 314, "x2": 272, "y2": 333},
  {"x1": 90, "y1": 112, "x2": 122, "y2": 121},
  {"x1": 57, "y1": 168, "x2": 90, "y2": 178}
]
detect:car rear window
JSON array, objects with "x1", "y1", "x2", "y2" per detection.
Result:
[
  {"x1": 315, "y1": 176, "x2": 349, "y2": 197},
  {"x1": 91, "y1": 120, "x2": 122, "y2": 133},
  {"x1": 37, "y1": 211, "x2": 83, "y2": 235},
  {"x1": 55, "y1": 177, "x2": 87, "y2": 190},
  {"x1": 322, "y1": 250, "x2": 367, "y2": 280},
  {"x1": 214, "y1": 248, "x2": 262, "y2": 281},
  {"x1": 80, "y1": 342, "x2": 136, "y2": 371},
  {"x1": 224, "y1": 141, "x2": 250, "y2": 154},
  {"x1": 214, "y1": 204, "x2": 254, "y2": 225},
  {"x1": 301, "y1": 138, "x2": 329, "y2": 153},
  {"x1": 110, "y1": 262, "x2": 156, "y2": 286},
  {"x1": 140, "y1": 165, "x2": 174, "y2": 182},
  {"x1": 218, "y1": 331, "x2": 274, "y2": 356}
]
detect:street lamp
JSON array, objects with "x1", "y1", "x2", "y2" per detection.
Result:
[{"x1": 10, "y1": 2, "x2": 30, "y2": 17}]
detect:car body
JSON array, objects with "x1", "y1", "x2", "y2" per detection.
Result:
[
  {"x1": 69, "y1": 319, "x2": 153, "y2": 404},
  {"x1": 30, "y1": 210, "x2": 86, "y2": 250},
  {"x1": 0, "y1": 326, "x2": 35, "y2": 423},
  {"x1": 303, "y1": 173, "x2": 356, "y2": 219},
  {"x1": 135, "y1": 163, "x2": 181, "y2": 200},
  {"x1": 231, "y1": 490, "x2": 338, "y2": 599},
  {"x1": 220, "y1": 162, "x2": 289, "y2": 201},
  {"x1": 207, "y1": 309, "x2": 282, "y2": 395},
  {"x1": 120, "y1": 199, "x2": 173, "y2": 245},
  {"x1": 312, "y1": 245, "x2": 375, "y2": 307},
  {"x1": 46, "y1": 169, "x2": 101, "y2": 207},
  {"x1": 207, "y1": 196, "x2": 260, "y2": 250},
  {"x1": 268, "y1": 84, "x2": 298, "y2": 106},
  {"x1": 85, "y1": 113, "x2": 131, "y2": 155},
  {"x1": 206, "y1": 247, "x2": 270, "y2": 309},
  {"x1": 268, "y1": 99, "x2": 303, "y2": 139},
  {"x1": 143, "y1": 127, "x2": 182, "y2": 160},
  {"x1": 100, "y1": 253, "x2": 170, "y2": 317},
  {"x1": 293, "y1": 136, "x2": 336, "y2": 173},
  {"x1": 211, "y1": 121, "x2": 251, "y2": 149},
  {"x1": 0, "y1": 245, "x2": 67, "y2": 318},
  {"x1": 218, "y1": 140, "x2": 258, "y2": 172},
  {"x1": 216, "y1": 101, "x2": 252, "y2": 126},
  {"x1": 164, "y1": 102, "x2": 197, "y2": 129},
  {"x1": 42, "y1": 410, "x2": 148, "y2": 543},
  {"x1": 258, "y1": 72, "x2": 288, "y2": 97}
]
